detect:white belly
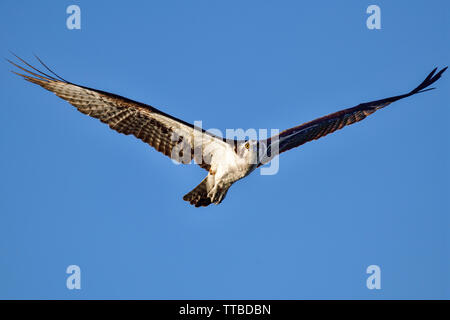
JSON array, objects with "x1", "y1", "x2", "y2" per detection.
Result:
[{"x1": 212, "y1": 147, "x2": 254, "y2": 186}]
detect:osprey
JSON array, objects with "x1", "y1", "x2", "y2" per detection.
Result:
[{"x1": 9, "y1": 55, "x2": 446, "y2": 207}]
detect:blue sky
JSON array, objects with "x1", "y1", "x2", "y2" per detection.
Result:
[{"x1": 0, "y1": 1, "x2": 448, "y2": 299}]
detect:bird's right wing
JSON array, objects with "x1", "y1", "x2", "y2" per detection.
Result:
[{"x1": 8, "y1": 55, "x2": 230, "y2": 171}]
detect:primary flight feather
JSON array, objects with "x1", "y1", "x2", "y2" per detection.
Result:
[{"x1": 8, "y1": 55, "x2": 447, "y2": 207}]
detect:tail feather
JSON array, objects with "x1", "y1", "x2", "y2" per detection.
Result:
[
  {"x1": 183, "y1": 176, "x2": 213, "y2": 207},
  {"x1": 183, "y1": 175, "x2": 231, "y2": 207}
]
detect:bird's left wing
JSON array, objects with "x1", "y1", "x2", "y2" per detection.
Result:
[
  {"x1": 258, "y1": 67, "x2": 447, "y2": 166},
  {"x1": 8, "y1": 55, "x2": 230, "y2": 171}
]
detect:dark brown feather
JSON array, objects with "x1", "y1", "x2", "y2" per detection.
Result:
[
  {"x1": 258, "y1": 67, "x2": 447, "y2": 165},
  {"x1": 8, "y1": 56, "x2": 232, "y2": 172}
]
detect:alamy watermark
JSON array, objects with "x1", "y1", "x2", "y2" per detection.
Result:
[
  {"x1": 366, "y1": 5, "x2": 381, "y2": 30},
  {"x1": 366, "y1": 265, "x2": 381, "y2": 290},
  {"x1": 66, "y1": 265, "x2": 81, "y2": 290},
  {"x1": 66, "y1": 5, "x2": 81, "y2": 30},
  {"x1": 168, "y1": 120, "x2": 281, "y2": 175}
]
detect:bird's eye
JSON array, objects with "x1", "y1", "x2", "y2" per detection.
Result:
[{"x1": 245, "y1": 142, "x2": 250, "y2": 149}]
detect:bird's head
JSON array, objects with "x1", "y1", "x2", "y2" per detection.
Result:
[{"x1": 238, "y1": 140, "x2": 259, "y2": 166}]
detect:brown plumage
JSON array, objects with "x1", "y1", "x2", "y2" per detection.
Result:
[
  {"x1": 8, "y1": 54, "x2": 447, "y2": 206},
  {"x1": 258, "y1": 66, "x2": 447, "y2": 165},
  {"x1": 7, "y1": 54, "x2": 229, "y2": 173}
]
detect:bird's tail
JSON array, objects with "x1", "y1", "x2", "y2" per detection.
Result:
[
  {"x1": 183, "y1": 174, "x2": 230, "y2": 207},
  {"x1": 183, "y1": 176, "x2": 214, "y2": 207}
]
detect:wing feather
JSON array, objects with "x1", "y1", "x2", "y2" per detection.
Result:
[
  {"x1": 9, "y1": 56, "x2": 229, "y2": 171},
  {"x1": 259, "y1": 67, "x2": 447, "y2": 165}
]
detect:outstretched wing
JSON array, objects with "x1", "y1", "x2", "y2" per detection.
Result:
[
  {"x1": 258, "y1": 67, "x2": 447, "y2": 165},
  {"x1": 8, "y1": 55, "x2": 229, "y2": 171}
]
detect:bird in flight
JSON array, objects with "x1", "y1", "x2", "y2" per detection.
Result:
[{"x1": 8, "y1": 55, "x2": 446, "y2": 207}]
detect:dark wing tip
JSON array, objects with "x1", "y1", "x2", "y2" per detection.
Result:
[
  {"x1": 413, "y1": 66, "x2": 447, "y2": 94},
  {"x1": 33, "y1": 53, "x2": 69, "y2": 83},
  {"x1": 7, "y1": 53, "x2": 69, "y2": 84}
]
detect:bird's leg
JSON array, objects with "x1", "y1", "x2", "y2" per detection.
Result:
[
  {"x1": 209, "y1": 162, "x2": 218, "y2": 175},
  {"x1": 208, "y1": 183, "x2": 230, "y2": 204},
  {"x1": 207, "y1": 185, "x2": 218, "y2": 201}
]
